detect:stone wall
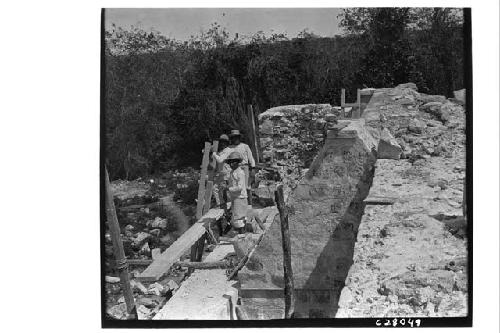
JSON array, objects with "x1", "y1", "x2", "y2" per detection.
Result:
[
  {"x1": 256, "y1": 104, "x2": 340, "y2": 198},
  {"x1": 240, "y1": 120, "x2": 378, "y2": 318},
  {"x1": 241, "y1": 83, "x2": 462, "y2": 319}
]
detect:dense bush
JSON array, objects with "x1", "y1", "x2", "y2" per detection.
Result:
[{"x1": 104, "y1": 9, "x2": 466, "y2": 180}]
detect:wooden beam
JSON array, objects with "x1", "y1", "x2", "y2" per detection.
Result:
[
  {"x1": 275, "y1": 184, "x2": 295, "y2": 319},
  {"x1": 226, "y1": 233, "x2": 265, "y2": 281},
  {"x1": 116, "y1": 202, "x2": 158, "y2": 212},
  {"x1": 203, "y1": 181, "x2": 214, "y2": 215},
  {"x1": 343, "y1": 102, "x2": 359, "y2": 107},
  {"x1": 357, "y1": 88, "x2": 361, "y2": 114},
  {"x1": 207, "y1": 140, "x2": 219, "y2": 181},
  {"x1": 137, "y1": 208, "x2": 224, "y2": 282},
  {"x1": 174, "y1": 260, "x2": 232, "y2": 270},
  {"x1": 105, "y1": 167, "x2": 137, "y2": 319},
  {"x1": 190, "y1": 180, "x2": 214, "y2": 266},
  {"x1": 341, "y1": 88, "x2": 346, "y2": 107},
  {"x1": 127, "y1": 259, "x2": 152, "y2": 266},
  {"x1": 196, "y1": 142, "x2": 212, "y2": 220},
  {"x1": 248, "y1": 105, "x2": 260, "y2": 164},
  {"x1": 235, "y1": 306, "x2": 250, "y2": 320}
]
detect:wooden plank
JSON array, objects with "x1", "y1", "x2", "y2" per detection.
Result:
[
  {"x1": 207, "y1": 140, "x2": 219, "y2": 181},
  {"x1": 105, "y1": 167, "x2": 137, "y2": 318},
  {"x1": 275, "y1": 184, "x2": 295, "y2": 319},
  {"x1": 117, "y1": 202, "x2": 158, "y2": 212},
  {"x1": 357, "y1": 88, "x2": 361, "y2": 115},
  {"x1": 196, "y1": 142, "x2": 212, "y2": 220},
  {"x1": 235, "y1": 306, "x2": 250, "y2": 320},
  {"x1": 343, "y1": 102, "x2": 359, "y2": 107},
  {"x1": 137, "y1": 208, "x2": 224, "y2": 282},
  {"x1": 174, "y1": 260, "x2": 232, "y2": 269},
  {"x1": 127, "y1": 259, "x2": 152, "y2": 266},
  {"x1": 191, "y1": 180, "x2": 214, "y2": 265},
  {"x1": 203, "y1": 181, "x2": 214, "y2": 215},
  {"x1": 341, "y1": 88, "x2": 346, "y2": 106},
  {"x1": 153, "y1": 244, "x2": 237, "y2": 320},
  {"x1": 248, "y1": 105, "x2": 260, "y2": 164}
]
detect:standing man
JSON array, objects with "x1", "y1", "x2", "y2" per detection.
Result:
[
  {"x1": 228, "y1": 129, "x2": 255, "y2": 203},
  {"x1": 226, "y1": 151, "x2": 248, "y2": 234},
  {"x1": 211, "y1": 134, "x2": 233, "y2": 207}
]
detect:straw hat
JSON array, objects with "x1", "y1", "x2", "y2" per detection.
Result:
[{"x1": 229, "y1": 129, "x2": 241, "y2": 137}]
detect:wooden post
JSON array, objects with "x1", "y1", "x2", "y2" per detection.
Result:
[
  {"x1": 357, "y1": 88, "x2": 361, "y2": 109},
  {"x1": 207, "y1": 140, "x2": 219, "y2": 181},
  {"x1": 341, "y1": 88, "x2": 345, "y2": 107},
  {"x1": 203, "y1": 181, "x2": 214, "y2": 215},
  {"x1": 196, "y1": 142, "x2": 212, "y2": 220},
  {"x1": 105, "y1": 167, "x2": 137, "y2": 319},
  {"x1": 274, "y1": 184, "x2": 295, "y2": 319},
  {"x1": 356, "y1": 88, "x2": 361, "y2": 118},
  {"x1": 248, "y1": 105, "x2": 260, "y2": 164},
  {"x1": 191, "y1": 142, "x2": 211, "y2": 269}
]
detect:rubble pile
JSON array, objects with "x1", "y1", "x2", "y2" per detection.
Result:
[
  {"x1": 367, "y1": 84, "x2": 466, "y2": 162},
  {"x1": 335, "y1": 81, "x2": 467, "y2": 318},
  {"x1": 106, "y1": 275, "x2": 183, "y2": 319},
  {"x1": 105, "y1": 180, "x2": 196, "y2": 320}
]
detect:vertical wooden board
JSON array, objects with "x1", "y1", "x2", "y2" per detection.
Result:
[
  {"x1": 105, "y1": 167, "x2": 137, "y2": 317},
  {"x1": 274, "y1": 185, "x2": 295, "y2": 318},
  {"x1": 357, "y1": 88, "x2": 361, "y2": 118},
  {"x1": 196, "y1": 142, "x2": 211, "y2": 220},
  {"x1": 341, "y1": 88, "x2": 346, "y2": 107},
  {"x1": 203, "y1": 181, "x2": 214, "y2": 215},
  {"x1": 248, "y1": 105, "x2": 260, "y2": 164},
  {"x1": 207, "y1": 140, "x2": 219, "y2": 181}
]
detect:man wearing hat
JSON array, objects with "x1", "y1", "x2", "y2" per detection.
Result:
[
  {"x1": 226, "y1": 151, "x2": 248, "y2": 234},
  {"x1": 211, "y1": 134, "x2": 233, "y2": 207},
  {"x1": 228, "y1": 129, "x2": 255, "y2": 202}
]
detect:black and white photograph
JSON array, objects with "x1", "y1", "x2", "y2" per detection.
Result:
[
  {"x1": 100, "y1": 7, "x2": 472, "y2": 326},
  {"x1": 3, "y1": 1, "x2": 500, "y2": 332}
]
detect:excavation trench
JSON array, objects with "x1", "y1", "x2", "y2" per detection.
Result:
[{"x1": 239, "y1": 119, "x2": 378, "y2": 319}]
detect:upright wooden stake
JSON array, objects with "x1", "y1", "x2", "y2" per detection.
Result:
[
  {"x1": 357, "y1": 88, "x2": 361, "y2": 110},
  {"x1": 341, "y1": 88, "x2": 346, "y2": 107},
  {"x1": 196, "y1": 142, "x2": 212, "y2": 220},
  {"x1": 274, "y1": 184, "x2": 295, "y2": 319},
  {"x1": 191, "y1": 142, "x2": 212, "y2": 269},
  {"x1": 356, "y1": 88, "x2": 361, "y2": 118},
  {"x1": 248, "y1": 105, "x2": 260, "y2": 164},
  {"x1": 207, "y1": 140, "x2": 219, "y2": 181},
  {"x1": 105, "y1": 167, "x2": 137, "y2": 319},
  {"x1": 203, "y1": 181, "x2": 214, "y2": 215}
]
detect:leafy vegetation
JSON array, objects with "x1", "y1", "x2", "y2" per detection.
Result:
[{"x1": 104, "y1": 8, "x2": 465, "y2": 180}]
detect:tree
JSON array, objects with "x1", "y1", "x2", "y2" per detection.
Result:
[
  {"x1": 339, "y1": 8, "x2": 416, "y2": 88},
  {"x1": 338, "y1": 8, "x2": 464, "y2": 94}
]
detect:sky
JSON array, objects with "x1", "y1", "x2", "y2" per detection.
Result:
[{"x1": 104, "y1": 8, "x2": 343, "y2": 40}]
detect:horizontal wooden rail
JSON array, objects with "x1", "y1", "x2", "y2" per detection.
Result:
[{"x1": 137, "y1": 208, "x2": 224, "y2": 282}]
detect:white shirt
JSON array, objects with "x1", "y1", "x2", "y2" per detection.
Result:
[
  {"x1": 213, "y1": 147, "x2": 233, "y2": 180},
  {"x1": 229, "y1": 143, "x2": 256, "y2": 167},
  {"x1": 228, "y1": 167, "x2": 247, "y2": 199}
]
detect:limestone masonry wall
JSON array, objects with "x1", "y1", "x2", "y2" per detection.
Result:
[
  {"x1": 240, "y1": 120, "x2": 378, "y2": 319},
  {"x1": 241, "y1": 83, "x2": 466, "y2": 319}
]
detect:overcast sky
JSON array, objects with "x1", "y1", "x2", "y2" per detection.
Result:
[{"x1": 104, "y1": 8, "x2": 343, "y2": 40}]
